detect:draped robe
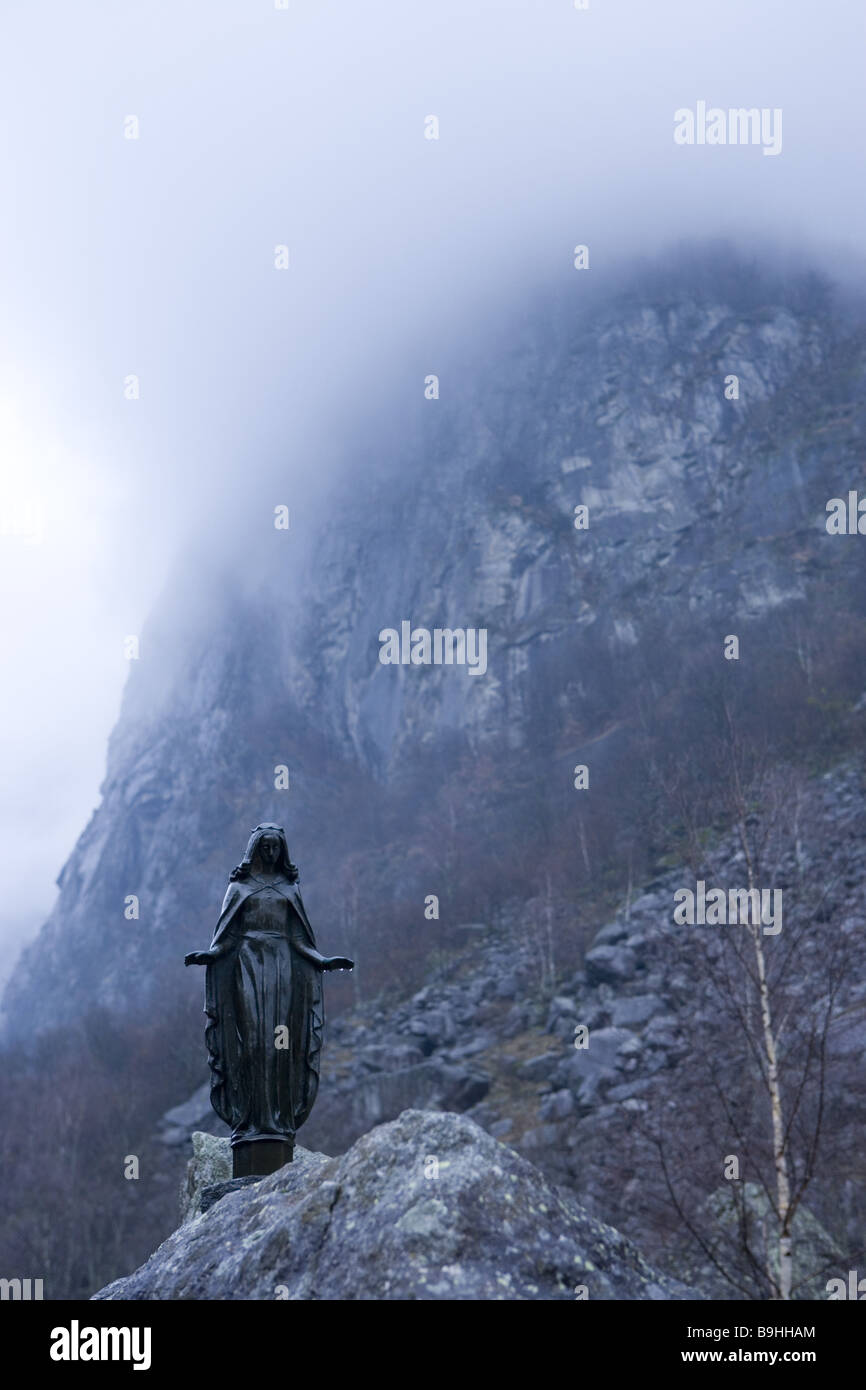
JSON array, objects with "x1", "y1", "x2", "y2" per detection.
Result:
[{"x1": 203, "y1": 874, "x2": 324, "y2": 1147}]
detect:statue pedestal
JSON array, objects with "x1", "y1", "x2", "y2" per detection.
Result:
[{"x1": 232, "y1": 1139, "x2": 293, "y2": 1178}]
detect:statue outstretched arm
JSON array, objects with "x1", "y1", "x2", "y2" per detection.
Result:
[
  {"x1": 292, "y1": 939, "x2": 354, "y2": 972},
  {"x1": 185, "y1": 949, "x2": 217, "y2": 966}
]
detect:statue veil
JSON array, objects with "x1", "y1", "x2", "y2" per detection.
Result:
[{"x1": 230, "y1": 823, "x2": 299, "y2": 883}]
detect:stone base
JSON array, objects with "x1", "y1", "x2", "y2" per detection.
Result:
[{"x1": 232, "y1": 1139, "x2": 293, "y2": 1178}]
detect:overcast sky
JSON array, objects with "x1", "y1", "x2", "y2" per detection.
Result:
[{"x1": 1, "y1": 0, "x2": 864, "y2": 986}]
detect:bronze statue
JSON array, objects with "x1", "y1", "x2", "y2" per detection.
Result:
[{"x1": 185, "y1": 824, "x2": 353, "y2": 1177}]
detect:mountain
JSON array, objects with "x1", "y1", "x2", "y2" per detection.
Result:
[
  {"x1": 5, "y1": 250, "x2": 865, "y2": 1037},
  {"x1": 3, "y1": 248, "x2": 866, "y2": 1300}
]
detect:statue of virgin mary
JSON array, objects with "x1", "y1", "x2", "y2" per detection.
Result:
[{"x1": 185, "y1": 824, "x2": 353, "y2": 1176}]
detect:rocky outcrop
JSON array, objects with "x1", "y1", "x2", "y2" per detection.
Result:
[
  {"x1": 94, "y1": 1110, "x2": 702, "y2": 1301},
  {"x1": 178, "y1": 1131, "x2": 232, "y2": 1224}
]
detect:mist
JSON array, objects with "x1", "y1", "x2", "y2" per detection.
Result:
[{"x1": 1, "y1": 0, "x2": 864, "y2": 982}]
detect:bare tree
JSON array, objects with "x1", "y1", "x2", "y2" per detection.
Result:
[{"x1": 650, "y1": 703, "x2": 860, "y2": 1299}]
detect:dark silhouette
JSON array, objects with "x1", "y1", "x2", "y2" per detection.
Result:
[{"x1": 185, "y1": 824, "x2": 353, "y2": 1176}]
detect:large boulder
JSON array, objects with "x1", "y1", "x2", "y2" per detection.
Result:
[
  {"x1": 94, "y1": 1109, "x2": 702, "y2": 1301},
  {"x1": 554, "y1": 1026, "x2": 634, "y2": 1105},
  {"x1": 584, "y1": 944, "x2": 637, "y2": 987}
]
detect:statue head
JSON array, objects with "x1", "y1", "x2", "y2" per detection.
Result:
[{"x1": 230, "y1": 823, "x2": 299, "y2": 883}]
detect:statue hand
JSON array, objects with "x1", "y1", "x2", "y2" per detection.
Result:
[
  {"x1": 184, "y1": 951, "x2": 214, "y2": 966},
  {"x1": 324, "y1": 956, "x2": 354, "y2": 972}
]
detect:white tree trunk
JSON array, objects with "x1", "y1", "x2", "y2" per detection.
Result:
[{"x1": 749, "y1": 903, "x2": 793, "y2": 1299}]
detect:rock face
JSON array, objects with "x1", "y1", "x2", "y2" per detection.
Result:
[
  {"x1": 5, "y1": 256, "x2": 865, "y2": 1038},
  {"x1": 94, "y1": 1110, "x2": 702, "y2": 1301}
]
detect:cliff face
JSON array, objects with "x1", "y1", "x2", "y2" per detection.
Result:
[{"x1": 4, "y1": 256, "x2": 865, "y2": 1036}]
